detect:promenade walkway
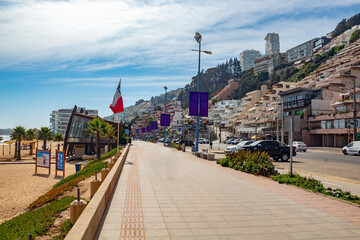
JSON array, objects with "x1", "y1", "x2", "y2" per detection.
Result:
[{"x1": 96, "y1": 141, "x2": 360, "y2": 239}]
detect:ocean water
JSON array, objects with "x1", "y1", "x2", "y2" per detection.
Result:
[{"x1": 0, "y1": 135, "x2": 10, "y2": 143}]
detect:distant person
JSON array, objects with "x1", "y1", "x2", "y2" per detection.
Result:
[{"x1": 210, "y1": 141, "x2": 213, "y2": 150}]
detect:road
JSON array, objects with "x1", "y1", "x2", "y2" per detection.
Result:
[{"x1": 296, "y1": 148, "x2": 360, "y2": 165}]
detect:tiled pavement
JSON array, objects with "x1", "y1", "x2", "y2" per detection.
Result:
[{"x1": 96, "y1": 141, "x2": 360, "y2": 239}]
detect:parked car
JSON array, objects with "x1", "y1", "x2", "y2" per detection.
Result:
[
  {"x1": 224, "y1": 140, "x2": 254, "y2": 154},
  {"x1": 238, "y1": 140, "x2": 296, "y2": 161},
  {"x1": 233, "y1": 138, "x2": 241, "y2": 145},
  {"x1": 225, "y1": 138, "x2": 233, "y2": 144},
  {"x1": 293, "y1": 141, "x2": 307, "y2": 152},
  {"x1": 199, "y1": 138, "x2": 209, "y2": 144},
  {"x1": 342, "y1": 141, "x2": 360, "y2": 155},
  {"x1": 179, "y1": 139, "x2": 194, "y2": 147}
]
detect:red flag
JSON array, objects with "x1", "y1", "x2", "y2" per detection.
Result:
[{"x1": 109, "y1": 79, "x2": 124, "y2": 113}]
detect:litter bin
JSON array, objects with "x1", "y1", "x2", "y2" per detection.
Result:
[{"x1": 75, "y1": 163, "x2": 81, "y2": 173}]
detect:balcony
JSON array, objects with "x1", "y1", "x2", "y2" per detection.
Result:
[{"x1": 283, "y1": 99, "x2": 311, "y2": 110}]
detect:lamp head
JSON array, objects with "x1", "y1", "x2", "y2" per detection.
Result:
[
  {"x1": 204, "y1": 50, "x2": 212, "y2": 54},
  {"x1": 194, "y1": 32, "x2": 202, "y2": 43},
  {"x1": 164, "y1": 86, "x2": 167, "y2": 90}
]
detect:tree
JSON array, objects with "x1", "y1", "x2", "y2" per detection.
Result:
[
  {"x1": 146, "y1": 117, "x2": 154, "y2": 126},
  {"x1": 332, "y1": 19, "x2": 348, "y2": 38},
  {"x1": 37, "y1": 127, "x2": 53, "y2": 150},
  {"x1": 12, "y1": 126, "x2": 26, "y2": 160},
  {"x1": 104, "y1": 124, "x2": 116, "y2": 151},
  {"x1": 87, "y1": 118, "x2": 109, "y2": 160},
  {"x1": 25, "y1": 129, "x2": 36, "y2": 155},
  {"x1": 54, "y1": 132, "x2": 64, "y2": 150}
]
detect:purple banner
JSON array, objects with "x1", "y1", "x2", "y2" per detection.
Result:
[
  {"x1": 189, "y1": 91, "x2": 208, "y2": 117},
  {"x1": 146, "y1": 126, "x2": 151, "y2": 132},
  {"x1": 160, "y1": 114, "x2": 170, "y2": 126},
  {"x1": 136, "y1": 129, "x2": 139, "y2": 134},
  {"x1": 141, "y1": 127, "x2": 145, "y2": 133},
  {"x1": 151, "y1": 121, "x2": 158, "y2": 130}
]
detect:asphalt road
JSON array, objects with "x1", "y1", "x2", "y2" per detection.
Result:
[
  {"x1": 295, "y1": 149, "x2": 360, "y2": 165},
  {"x1": 275, "y1": 149, "x2": 360, "y2": 181}
]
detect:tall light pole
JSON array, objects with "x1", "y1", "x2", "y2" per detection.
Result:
[
  {"x1": 353, "y1": 79, "x2": 357, "y2": 141},
  {"x1": 192, "y1": 32, "x2": 212, "y2": 152},
  {"x1": 164, "y1": 86, "x2": 167, "y2": 146}
]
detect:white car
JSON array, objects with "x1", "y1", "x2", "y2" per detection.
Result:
[
  {"x1": 343, "y1": 141, "x2": 360, "y2": 155},
  {"x1": 224, "y1": 140, "x2": 254, "y2": 154},
  {"x1": 293, "y1": 141, "x2": 307, "y2": 152}
]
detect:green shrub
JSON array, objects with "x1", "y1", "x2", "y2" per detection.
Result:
[
  {"x1": 218, "y1": 150, "x2": 278, "y2": 177},
  {"x1": 272, "y1": 174, "x2": 359, "y2": 203},
  {"x1": 0, "y1": 197, "x2": 76, "y2": 240},
  {"x1": 350, "y1": 30, "x2": 360, "y2": 44}
]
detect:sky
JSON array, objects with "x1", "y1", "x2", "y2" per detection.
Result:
[{"x1": 1, "y1": 0, "x2": 360, "y2": 129}]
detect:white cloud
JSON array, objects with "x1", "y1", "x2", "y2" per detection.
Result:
[{"x1": 1, "y1": 0, "x2": 359, "y2": 72}]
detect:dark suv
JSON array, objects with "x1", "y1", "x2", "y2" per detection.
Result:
[
  {"x1": 179, "y1": 139, "x2": 195, "y2": 146},
  {"x1": 238, "y1": 140, "x2": 296, "y2": 161}
]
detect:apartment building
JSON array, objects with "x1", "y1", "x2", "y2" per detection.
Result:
[
  {"x1": 254, "y1": 57, "x2": 271, "y2": 74},
  {"x1": 286, "y1": 38, "x2": 319, "y2": 63},
  {"x1": 50, "y1": 107, "x2": 98, "y2": 135},
  {"x1": 265, "y1": 33, "x2": 280, "y2": 56},
  {"x1": 239, "y1": 50, "x2": 261, "y2": 71}
]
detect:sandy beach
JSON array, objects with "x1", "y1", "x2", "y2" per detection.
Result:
[{"x1": 0, "y1": 141, "x2": 78, "y2": 223}]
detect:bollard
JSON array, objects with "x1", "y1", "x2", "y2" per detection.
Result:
[
  {"x1": 27, "y1": 233, "x2": 32, "y2": 240},
  {"x1": 70, "y1": 187, "x2": 87, "y2": 225},
  {"x1": 101, "y1": 162, "x2": 110, "y2": 182},
  {"x1": 90, "y1": 171, "x2": 102, "y2": 199},
  {"x1": 108, "y1": 159, "x2": 114, "y2": 170}
]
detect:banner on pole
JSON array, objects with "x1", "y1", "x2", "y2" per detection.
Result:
[
  {"x1": 189, "y1": 91, "x2": 208, "y2": 117},
  {"x1": 141, "y1": 127, "x2": 145, "y2": 133},
  {"x1": 151, "y1": 121, "x2": 158, "y2": 130},
  {"x1": 160, "y1": 114, "x2": 170, "y2": 126},
  {"x1": 136, "y1": 129, "x2": 139, "y2": 134},
  {"x1": 146, "y1": 126, "x2": 151, "y2": 132}
]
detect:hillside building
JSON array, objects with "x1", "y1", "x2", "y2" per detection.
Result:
[
  {"x1": 265, "y1": 33, "x2": 280, "y2": 56},
  {"x1": 239, "y1": 50, "x2": 261, "y2": 71},
  {"x1": 286, "y1": 38, "x2": 319, "y2": 63}
]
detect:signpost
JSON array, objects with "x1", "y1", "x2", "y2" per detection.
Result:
[
  {"x1": 35, "y1": 149, "x2": 51, "y2": 175},
  {"x1": 177, "y1": 127, "x2": 182, "y2": 135},
  {"x1": 56, "y1": 150, "x2": 65, "y2": 177}
]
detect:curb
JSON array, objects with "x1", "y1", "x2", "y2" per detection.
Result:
[{"x1": 65, "y1": 144, "x2": 130, "y2": 240}]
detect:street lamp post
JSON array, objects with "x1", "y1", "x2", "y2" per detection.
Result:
[
  {"x1": 353, "y1": 79, "x2": 357, "y2": 141},
  {"x1": 193, "y1": 32, "x2": 212, "y2": 152},
  {"x1": 164, "y1": 86, "x2": 167, "y2": 146}
]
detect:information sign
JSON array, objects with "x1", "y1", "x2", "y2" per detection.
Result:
[
  {"x1": 35, "y1": 149, "x2": 51, "y2": 175},
  {"x1": 56, "y1": 150, "x2": 65, "y2": 176}
]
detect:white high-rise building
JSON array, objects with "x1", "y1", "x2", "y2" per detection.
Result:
[
  {"x1": 265, "y1": 33, "x2": 280, "y2": 56},
  {"x1": 50, "y1": 107, "x2": 98, "y2": 135},
  {"x1": 239, "y1": 50, "x2": 261, "y2": 71}
]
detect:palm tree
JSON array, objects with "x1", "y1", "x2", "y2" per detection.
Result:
[
  {"x1": 0, "y1": 136, "x2": 3, "y2": 142},
  {"x1": 104, "y1": 124, "x2": 116, "y2": 151},
  {"x1": 54, "y1": 132, "x2": 64, "y2": 150},
  {"x1": 87, "y1": 118, "x2": 109, "y2": 160},
  {"x1": 25, "y1": 129, "x2": 36, "y2": 155},
  {"x1": 37, "y1": 127, "x2": 53, "y2": 150},
  {"x1": 12, "y1": 126, "x2": 26, "y2": 160}
]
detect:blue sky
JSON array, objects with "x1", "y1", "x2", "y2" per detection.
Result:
[{"x1": 1, "y1": 0, "x2": 360, "y2": 129}]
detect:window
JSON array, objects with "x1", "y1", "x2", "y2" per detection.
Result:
[
  {"x1": 326, "y1": 121, "x2": 332, "y2": 129},
  {"x1": 286, "y1": 85, "x2": 290, "y2": 88},
  {"x1": 321, "y1": 121, "x2": 326, "y2": 129},
  {"x1": 296, "y1": 95, "x2": 303, "y2": 100},
  {"x1": 339, "y1": 119, "x2": 345, "y2": 128},
  {"x1": 334, "y1": 120, "x2": 339, "y2": 129}
]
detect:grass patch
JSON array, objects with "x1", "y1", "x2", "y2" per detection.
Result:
[
  {"x1": 272, "y1": 173, "x2": 360, "y2": 204},
  {"x1": 0, "y1": 196, "x2": 76, "y2": 240},
  {"x1": 29, "y1": 147, "x2": 122, "y2": 210}
]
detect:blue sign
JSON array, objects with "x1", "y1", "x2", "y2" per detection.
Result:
[
  {"x1": 125, "y1": 129, "x2": 129, "y2": 134},
  {"x1": 56, "y1": 152, "x2": 64, "y2": 171}
]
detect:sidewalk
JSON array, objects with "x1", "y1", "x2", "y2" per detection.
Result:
[{"x1": 96, "y1": 141, "x2": 360, "y2": 239}]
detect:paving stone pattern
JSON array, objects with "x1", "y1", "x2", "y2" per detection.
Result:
[{"x1": 96, "y1": 142, "x2": 360, "y2": 240}]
